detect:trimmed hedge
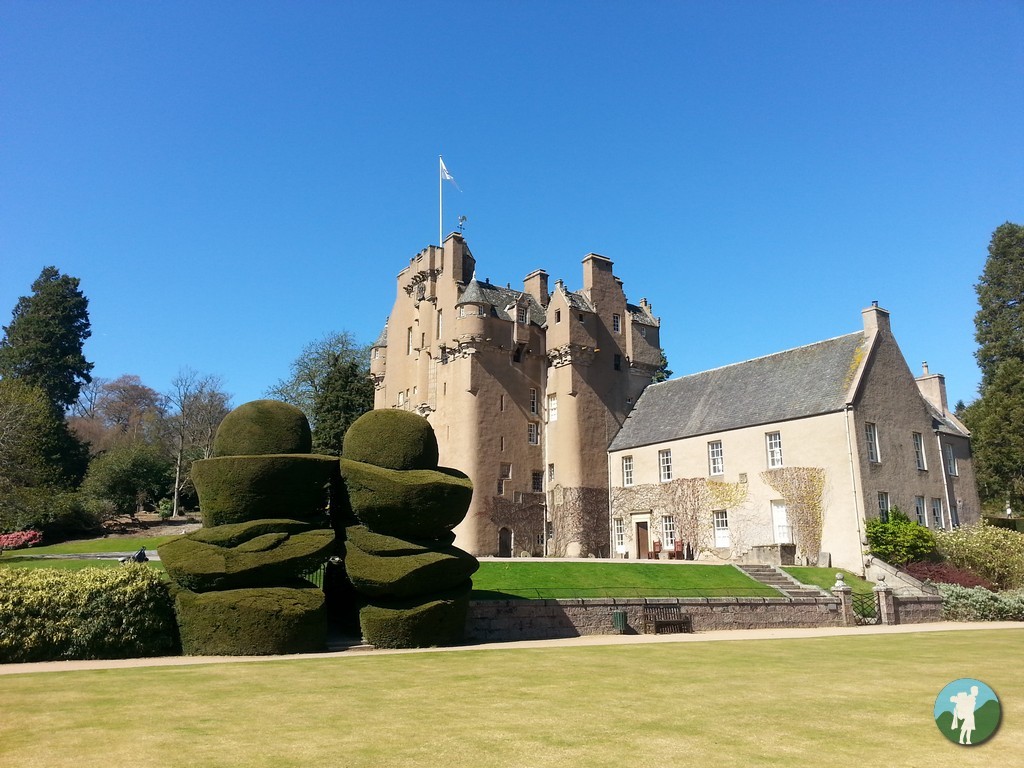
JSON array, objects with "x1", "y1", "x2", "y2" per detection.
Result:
[
  {"x1": 343, "y1": 410, "x2": 439, "y2": 471},
  {"x1": 213, "y1": 400, "x2": 313, "y2": 457},
  {"x1": 192, "y1": 454, "x2": 337, "y2": 527},
  {"x1": 340, "y1": 459, "x2": 473, "y2": 538},
  {"x1": 0, "y1": 565, "x2": 179, "y2": 663},
  {"x1": 159, "y1": 520, "x2": 335, "y2": 593},
  {"x1": 345, "y1": 537, "x2": 478, "y2": 598},
  {"x1": 174, "y1": 582, "x2": 326, "y2": 655},
  {"x1": 345, "y1": 524, "x2": 456, "y2": 556},
  {"x1": 939, "y1": 584, "x2": 1024, "y2": 621},
  {"x1": 359, "y1": 581, "x2": 472, "y2": 648}
]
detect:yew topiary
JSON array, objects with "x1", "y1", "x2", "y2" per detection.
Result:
[
  {"x1": 213, "y1": 400, "x2": 313, "y2": 457},
  {"x1": 174, "y1": 583, "x2": 326, "y2": 656},
  {"x1": 345, "y1": 524, "x2": 456, "y2": 556},
  {"x1": 345, "y1": 537, "x2": 478, "y2": 598},
  {"x1": 191, "y1": 454, "x2": 337, "y2": 527},
  {"x1": 358, "y1": 581, "x2": 473, "y2": 649},
  {"x1": 342, "y1": 409, "x2": 439, "y2": 470},
  {"x1": 340, "y1": 459, "x2": 472, "y2": 538}
]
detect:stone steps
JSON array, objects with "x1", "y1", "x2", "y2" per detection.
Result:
[{"x1": 737, "y1": 564, "x2": 828, "y2": 599}]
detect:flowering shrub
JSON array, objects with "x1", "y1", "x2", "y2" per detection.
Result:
[
  {"x1": 935, "y1": 523, "x2": 1024, "y2": 590},
  {"x1": 939, "y1": 584, "x2": 1024, "y2": 622},
  {"x1": 903, "y1": 561, "x2": 995, "y2": 590},
  {"x1": 0, "y1": 566, "x2": 179, "y2": 662},
  {"x1": 0, "y1": 530, "x2": 43, "y2": 550}
]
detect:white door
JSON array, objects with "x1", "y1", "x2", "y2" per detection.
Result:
[{"x1": 771, "y1": 500, "x2": 792, "y2": 544}]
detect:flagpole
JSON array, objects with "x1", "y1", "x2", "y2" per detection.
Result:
[{"x1": 438, "y1": 155, "x2": 443, "y2": 247}]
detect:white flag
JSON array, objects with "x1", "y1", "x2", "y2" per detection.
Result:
[{"x1": 440, "y1": 157, "x2": 460, "y2": 190}]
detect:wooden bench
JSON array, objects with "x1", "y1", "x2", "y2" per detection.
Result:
[{"x1": 643, "y1": 605, "x2": 693, "y2": 634}]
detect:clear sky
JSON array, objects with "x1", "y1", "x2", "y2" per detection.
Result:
[{"x1": 2, "y1": 1, "x2": 1022, "y2": 410}]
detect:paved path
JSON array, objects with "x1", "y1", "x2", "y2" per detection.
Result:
[{"x1": 3, "y1": 621, "x2": 1021, "y2": 676}]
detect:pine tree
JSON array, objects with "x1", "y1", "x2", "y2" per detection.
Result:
[
  {"x1": 975, "y1": 222, "x2": 1024, "y2": 388},
  {"x1": 0, "y1": 266, "x2": 93, "y2": 412}
]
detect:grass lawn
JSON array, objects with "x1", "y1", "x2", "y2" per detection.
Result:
[
  {"x1": 783, "y1": 567, "x2": 875, "y2": 595},
  {"x1": 472, "y1": 561, "x2": 782, "y2": 599},
  {"x1": 1, "y1": 629, "x2": 1020, "y2": 767},
  {"x1": 0, "y1": 556, "x2": 166, "y2": 573},
  {"x1": 15, "y1": 534, "x2": 179, "y2": 555}
]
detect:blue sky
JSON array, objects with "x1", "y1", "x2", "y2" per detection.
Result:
[{"x1": 2, "y1": 2, "x2": 1022, "y2": 409}]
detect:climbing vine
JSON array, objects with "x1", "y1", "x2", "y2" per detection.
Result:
[
  {"x1": 548, "y1": 485, "x2": 608, "y2": 557},
  {"x1": 760, "y1": 467, "x2": 826, "y2": 561},
  {"x1": 490, "y1": 494, "x2": 545, "y2": 556}
]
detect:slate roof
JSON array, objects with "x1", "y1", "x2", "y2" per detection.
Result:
[
  {"x1": 609, "y1": 332, "x2": 870, "y2": 451},
  {"x1": 372, "y1": 323, "x2": 388, "y2": 348},
  {"x1": 925, "y1": 401, "x2": 971, "y2": 438},
  {"x1": 627, "y1": 302, "x2": 658, "y2": 327},
  {"x1": 456, "y1": 278, "x2": 546, "y2": 325}
]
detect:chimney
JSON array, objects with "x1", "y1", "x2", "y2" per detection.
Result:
[
  {"x1": 581, "y1": 253, "x2": 614, "y2": 293},
  {"x1": 523, "y1": 269, "x2": 549, "y2": 307},
  {"x1": 916, "y1": 361, "x2": 949, "y2": 415},
  {"x1": 862, "y1": 302, "x2": 891, "y2": 336}
]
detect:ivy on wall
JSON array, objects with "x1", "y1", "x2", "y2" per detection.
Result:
[
  {"x1": 547, "y1": 485, "x2": 609, "y2": 557},
  {"x1": 490, "y1": 494, "x2": 545, "y2": 556},
  {"x1": 760, "y1": 467, "x2": 826, "y2": 560}
]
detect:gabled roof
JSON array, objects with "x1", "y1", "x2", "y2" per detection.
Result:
[
  {"x1": 372, "y1": 323, "x2": 388, "y2": 348},
  {"x1": 456, "y1": 278, "x2": 546, "y2": 325},
  {"x1": 925, "y1": 401, "x2": 971, "y2": 439},
  {"x1": 609, "y1": 332, "x2": 869, "y2": 451},
  {"x1": 627, "y1": 302, "x2": 658, "y2": 327}
]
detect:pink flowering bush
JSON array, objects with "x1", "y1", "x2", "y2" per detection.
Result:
[{"x1": 0, "y1": 530, "x2": 43, "y2": 550}]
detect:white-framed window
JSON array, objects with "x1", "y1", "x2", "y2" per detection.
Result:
[
  {"x1": 877, "y1": 491, "x2": 890, "y2": 522},
  {"x1": 532, "y1": 471, "x2": 544, "y2": 493},
  {"x1": 915, "y1": 496, "x2": 927, "y2": 526},
  {"x1": 766, "y1": 432, "x2": 783, "y2": 468},
  {"x1": 397, "y1": 391, "x2": 405, "y2": 406},
  {"x1": 436, "y1": 310, "x2": 443, "y2": 340},
  {"x1": 944, "y1": 444, "x2": 958, "y2": 476},
  {"x1": 865, "y1": 422, "x2": 880, "y2": 463},
  {"x1": 555, "y1": 309, "x2": 561, "y2": 324},
  {"x1": 528, "y1": 422, "x2": 539, "y2": 445},
  {"x1": 406, "y1": 327, "x2": 413, "y2": 355},
  {"x1": 547, "y1": 395, "x2": 557, "y2": 422},
  {"x1": 496, "y1": 479, "x2": 505, "y2": 496},
  {"x1": 713, "y1": 510, "x2": 730, "y2": 547},
  {"x1": 913, "y1": 432, "x2": 927, "y2": 471},
  {"x1": 659, "y1": 449, "x2": 673, "y2": 482},
  {"x1": 662, "y1": 515, "x2": 676, "y2": 548},
  {"x1": 517, "y1": 306, "x2": 527, "y2": 324},
  {"x1": 612, "y1": 313, "x2": 621, "y2": 334},
  {"x1": 931, "y1": 498, "x2": 944, "y2": 529},
  {"x1": 499, "y1": 463, "x2": 512, "y2": 480},
  {"x1": 548, "y1": 463, "x2": 555, "y2": 481},
  {"x1": 529, "y1": 388, "x2": 538, "y2": 414},
  {"x1": 622, "y1": 455, "x2": 634, "y2": 487},
  {"x1": 613, "y1": 518, "x2": 626, "y2": 552},
  {"x1": 708, "y1": 441, "x2": 724, "y2": 476}
]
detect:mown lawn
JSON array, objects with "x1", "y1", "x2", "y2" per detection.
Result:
[
  {"x1": 0, "y1": 556, "x2": 166, "y2": 573},
  {"x1": 14, "y1": 534, "x2": 178, "y2": 555},
  {"x1": 471, "y1": 561, "x2": 778, "y2": 599},
  {"x1": 783, "y1": 566, "x2": 875, "y2": 595},
  {"x1": 1, "y1": 629, "x2": 1020, "y2": 768}
]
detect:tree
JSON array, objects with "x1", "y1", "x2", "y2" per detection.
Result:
[
  {"x1": 266, "y1": 331, "x2": 369, "y2": 426},
  {"x1": 0, "y1": 266, "x2": 93, "y2": 412},
  {"x1": 975, "y1": 222, "x2": 1024, "y2": 388},
  {"x1": 0, "y1": 379, "x2": 54, "y2": 488},
  {"x1": 311, "y1": 356, "x2": 374, "y2": 453},
  {"x1": 69, "y1": 374, "x2": 167, "y2": 453},
  {"x1": 864, "y1": 508, "x2": 938, "y2": 566},
  {"x1": 165, "y1": 369, "x2": 231, "y2": 516},
  {"x1": 80, "y1": 443, "x2": 173, "y2": 519},
  {"x1": 652, "y1": 348, "x2": 673, "y2": 382}
]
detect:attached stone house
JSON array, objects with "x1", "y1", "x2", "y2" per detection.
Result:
[
  {"x1": 606, "y1": 304, "x2": 980, "y2": 574},
  {"x1": 370, "y1": 233, "x2": 663, "y2": 557}
]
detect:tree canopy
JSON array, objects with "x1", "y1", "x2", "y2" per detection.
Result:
[
  {"x1": 312, "y1": 356, "x2": 375, "y2": 453},
  {"x1": 974, "y1": 222, "x2": 1024, "y2": 388},
  {"x1": 0, "y1": 266, "x2": 93, "y2": 412}
]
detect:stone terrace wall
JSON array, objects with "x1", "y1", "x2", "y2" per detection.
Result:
[
  {"x1": 466, "y1": 596, "x2": 843, "y2": 643},
  {"x1": 892, "y1": 594, "x2": 944, "y2": 624}
]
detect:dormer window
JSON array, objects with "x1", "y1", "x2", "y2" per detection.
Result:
[{"x1": 517, "y1": 306, "x2": 527, "y2": 324}]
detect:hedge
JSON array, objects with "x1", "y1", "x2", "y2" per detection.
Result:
[
  {"x1": 345, "y1": 524, "x2": 456, "y2": 556},
  {"x1": 342, "y1": 409, "x2": 439, "y2": 471},
  {"x1": 0, "y1": 565, "x2": 179, "y2": 663},
  {"x1": 174, "y1": 582, "x2": 326, "y2": 655},
  {"x1": 159, "y1": 520, "x2": 335, "y2": 593},
  {"x1": 191, "y1": 454, "x2": 337, "y2": 527},
  {"x1": 345, "y1": 537, "x2": 479, "y2": 598},
  {"x1": 358, "y1": 580, "x2": 472, "y2": 649},
  {"x1": 213, "y1": 399, "x2": 313, "y2": 457},
  {"x1": 939, "y1": 584, "x2": 1024, "y2": 621},
  {"x1": 340, "y1": 459, "x2": 473, "y2": 538}
]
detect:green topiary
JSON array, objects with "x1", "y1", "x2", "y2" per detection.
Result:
[
  {"x1": 345, "y1": 536, "x2": 478, "y2": 598},
  {"x1": 340, "y1": 459, "x2": 473, "y2": 538},
  {"x1": 174, "y1": 582, "x2": 326, "y2": 655},
  {"x1": 342, "y1": 409, "x2": 439, "y2": 470},
  {"x1": 159, "y1": 520, "x2": 335, "y2": 593},
  {"x1": 213, "y1": 400, "x2": 313, "y2": 457},
  {"x1": 191, "y1": 454, "x2": 337, "y2": 527},
  {"x1": 345, "y1": 524, "x2": 456, "y2": 556},
  {"x1": 358, "y1": 581, "x2": 472, "y2": 648}
]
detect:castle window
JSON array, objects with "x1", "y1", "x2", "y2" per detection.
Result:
[
  {"x1": 613, "y1": 313, "x2": 621, "y2": 334},
  {"x1": 766, "y1": 432, "x2": 783, "y2": 468},
  {"x1": 436, "y1": 310, "x2": 443, "y2": 340},
  {"x1": 496, "y1": 479, "x2": 505, "y2": 496},
  {"x1": 500, "y1": 463, "x2": 512, "y2": 480},
  {"x1": 407, "y1": 328, "x2": 413, "y2": 355},
  {"x1": 659, "y1": 449, "x2": 673, "y2": 482},
  {"x1": 913, "y1": 432, "x2": 927, "y2": 470},
  {"x1": 531, "y1": 471, "x2": 544, "y2": 493},
  {"x1": 622, "y1": 455, "x2": 633, "y2": 487},
  {"x1": 555, "y1": 309, "x2": 561, "y2": 323},
  {"x1": 944, "y1": 444, "x2": 958, "y2": 476},
  {"x1": 708, "y1": 441, "x2": 724, "y2": 476},
  {"x1": 931, "y1": 498, "x2": 944, "y2": 528},
  {"x1": 877, "y1": 491, "x2": 890, "y2": 522},
  {"x1": 547, "y1": 395, "x2": 557, "y2": 422},
  {"x1": 529, "y1": 388, "x2": 537, "y2": 414},
  {"x1": 865, "y1": 422, "x2": 880, "y2": 463},
  {"x1": 548, "y1": 463, "x2": 555, "y2": 481},
  {"x1": 517, "y1": 306, "x2": 527, "y2": 324},
  {"x1": 915, "y1": 496, "x2": 927, "y2": 526},
  {"x1": 640, "y1": 326, "x2": 647, "y2": 338},
  {"x1": 528, "y1": 423, "x2": 539, "y2": 445},
  {"x1": 662, "y1": 516, "x2": 676, "y2": 548}
]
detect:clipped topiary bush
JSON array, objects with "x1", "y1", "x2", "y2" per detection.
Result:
[
  {"x1": 173, "y1": 582, "x2": 327, "y2": 656},
  {"x1": 345, "y1": 538, "x2": 479, "y2": 598},
  {"x1": 345, "y1": 524, "x2": 456, "y2": 556},
  {"x1": 358, "y1": 581, "x2": 473, "y2": 649},
  {"x1": 159, "y1": 519, "x2": 335, "y2": 593},
  {"x1": 340, "y1": 460, "x2": 473, "y2": 539},
  {"x1": 342, "y1": 409, "x2": 439, "y2": 470},
  {"x1": 213, "y1": 400, "x2": 313, "y2": 457},
  {"x1": 0, "y1": 565, "x2": 179, "y2": 663},
  {"x1": 191, "y1": 454, "x2": 337, "y2": 527}
]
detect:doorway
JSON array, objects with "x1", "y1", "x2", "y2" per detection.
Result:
[
  {"x1": 635, "y1": 521, "x2": 650, "y2": 559},
  {"x1": 498, "y1": 527, "x2": 513, "y2": 558}
]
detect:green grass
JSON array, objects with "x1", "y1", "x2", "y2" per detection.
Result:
[
  {"x1": 15, "y1": 534, "x2": 179, "y2": 555},
  {"x1": 0, "y1": 556, "x2": 166, "y2": 573},
  {"x1": 471, "y1": 561, "x2": 778, "y2": 599},
  {"x1": 783, "y1": 566, "x2": 875, "y2": 595},
  {"x1": 1, "y1": 629, "x2": 1020, "y2": 767}
]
